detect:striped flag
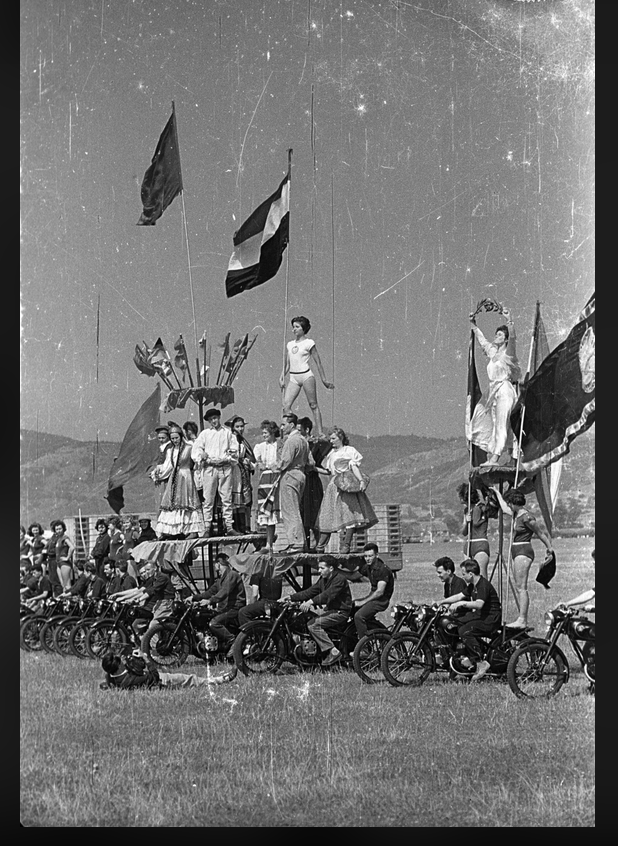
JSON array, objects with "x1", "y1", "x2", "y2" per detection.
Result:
[{"x1": 225, "y1": 173, "x2": 290, "y2": 298}]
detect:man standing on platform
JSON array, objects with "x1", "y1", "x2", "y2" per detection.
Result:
[
  {"x1": 297, "y1": 417, "x2": 331, "y2": 551},
  {"x1": 276, "y1": 413, "x2": 314, "y2": 553},
  {"x1": 191, "y1": 408, "x2": 239, "y2": 537}
]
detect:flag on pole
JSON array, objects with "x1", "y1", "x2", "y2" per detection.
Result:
[
  {"x1": 137, "y1": 108, "x2": 183, "y2": 226},
  {"x1": 105, "y1": 384, "x2": 161, "y2": 513},
  {"x1": 527, "y1": 302, "x2": 563, "y2": 536},
  {"x1": 464, "y1": 330, "x2": 486, "y2": 466},
  {"x1": 225, "y1": 173, "x2": 290, "y2": 298},
  {"x1": 173, "y1": 335, "x2": 189, "y2": 383},
  {"x1": 148, "y1": 337, "x2": 173, "y2": 378},
  {"x1": 511, "y1": 294, "x2": 595, "y2": 474},
  {"x1": 133, "y1": 343, "x2": 157, "y2": 377}
]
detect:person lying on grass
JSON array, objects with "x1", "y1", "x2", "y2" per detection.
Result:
[{"x1": 99, "y1": 649, "x2": 236, "y2": 690}]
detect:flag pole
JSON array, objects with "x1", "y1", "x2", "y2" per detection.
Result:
[
  {"x1": 282, "y1": 149, "x2": 292, "y2": 396},
  {"x1": 331, "y1": 171, "x2": 336, "y2": 425}
]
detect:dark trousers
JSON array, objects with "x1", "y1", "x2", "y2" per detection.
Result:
[
  {"x1": 209, "y1": 609, "x2": 241, "y2": 647},
  {"x1": 457, "y1": 616, "x2": 499, "y2": 659},
  {"x1": 354, "y1": 599, "x2": 389, "y2": 638},
  {"x1": 307, "y1": 610, "x2": 349, "y2": 652},
  {"x1": 238, "y1": 600, "x2": 268, "y2": 627}
]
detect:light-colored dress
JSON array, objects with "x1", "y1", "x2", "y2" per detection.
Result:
[
  {"x1": 254, "y1": 441, "x2": 281, "y2": 526},
  {"x1": 318, "y1": 446, "x2": 378, "y2": 533},
  {"x1": 468, "y1": 326, "x2": 522, "y2": 457},
  {"x1": 154, "y1": 443, "x2": 205, "y2": 536}
]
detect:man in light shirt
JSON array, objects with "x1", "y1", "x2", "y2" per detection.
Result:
[
  {"x1": 190, "y1": 408, "x2": 239, "y2": 536},
  {"x1": 276, "y1": 412, "x2": 314, "y2": 552}
]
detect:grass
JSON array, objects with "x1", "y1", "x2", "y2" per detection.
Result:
[{"x1": 21, "y1": 538, "x2": 595, "y2": 827}]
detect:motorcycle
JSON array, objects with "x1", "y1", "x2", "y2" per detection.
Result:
[
  {"x1": 233, "y1": 600, "x2": 383, "y2": 676},
  {"x1": 85, "y1": 600, "x2": 145, "y2": 660},
  {"x1": 141, "y1": 598, "x2": 237, "y2": 669},
  {"x1": 39, "y1": 597, "x2": 80, "y2": 654},
  {"x1": 506, "y1": 605, "x2": 595, "y2": 699},
  {"x1": 380, "y1": 603, "x2": 533, "y2": 687},
  {"x1": 20, "y1": 596, "x2": 69, "y2": 653},
  {"x1": 53, "y1": 596, "x2": 101, "y2": 656},
  {"x1": 68, "y1": 597, "x2": 115, "y2": 659},
  {"x1": 351, "y1": 600, "x2": 418, "y2": 684}
]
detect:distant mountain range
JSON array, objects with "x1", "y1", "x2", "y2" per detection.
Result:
[{"x1": 20, "y1": 427, "x2": 594, "y2": 528}]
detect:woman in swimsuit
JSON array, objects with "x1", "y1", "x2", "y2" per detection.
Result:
[
  {"x1": 496, "y1": 488, "x2": 553, "y2": 628},
  {"x1": 280, "y1": 316, "x2": 334, "y2": 438},
  {"x1": 457, "y1": 482, "x2": 492, "y2": 579}
]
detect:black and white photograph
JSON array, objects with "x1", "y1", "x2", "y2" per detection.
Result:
[{"x1": 20, "y1": 0, "x2": 594, "y2": 827}]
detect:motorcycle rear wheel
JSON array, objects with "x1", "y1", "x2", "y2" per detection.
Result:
[
  {"x1": 20, "y1": 617, "x2": 45, "y2": 652},
  {"x1": 352, "y1": 630, "x2": 392, "y2": 684},
  {"x1": 40, "y1": 617, "x2": 65, "y2": 654},
  {"x1": 233, "y1": 627, "x2": 285, "y2": 676},
  {"x1": 86, "y1": 621, "x2": 130, "y2": 660},
  {"x1": 142, "y1": 624, "x2": 190, "y2": 668},
  {"x1": 506, "y1": 642, "x2": 568, "y2": 699},
  {"x1": 380, "y1": 633, "x2": 433, "y2": 687}
]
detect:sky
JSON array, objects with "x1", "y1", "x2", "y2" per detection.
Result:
[{"x1": 20, "y1": 0, "x2": 595, "y2": 442}]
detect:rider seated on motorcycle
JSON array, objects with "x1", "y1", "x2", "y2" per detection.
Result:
[
  {"x1": 237, "y1": 560, "x2": 284, "y2": 628},
  {"x1": 350, "y1": 543, "x2": 394, "y2": 639},
  {"x1": 434, "y1": 556, "x2": 467, "y2": 600},
  {"x1": 113, "y1": 561, "x2": 167, "y2": 644},
  {"x1": 284, "y1": 556, "x2": 354, "y2": 666},
  {"x1": 100, "y1": 649, "x2": 236, "y2": 691},
  {"x1": 21, "y1": 562, "x2": 53, "y2": 608},
  {"x1": 190, "y1": 553, "x2": 246, "y2": 657},
  {"x1": 438, "y1": 558, "x2": 502, "y2": 681}
]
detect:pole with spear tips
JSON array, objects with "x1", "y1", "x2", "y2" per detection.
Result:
[
  {"x1": 215, "y1": 332, "x2": 231, "y2": 385},
  {"x1": 228, "y1": 333, "x2": 258, "y2": 384}
]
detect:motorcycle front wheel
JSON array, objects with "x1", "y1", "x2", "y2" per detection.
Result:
[
  {"x1": 352, "y1": 630, "x2": 392, "y2": 684},
  {"x1": 68, "y1": 619, "x2": 96, "y2": 659},
  {"x1": 53, "y1": 616, "x2": 81, "y2": 656},
  {"x1": 86, "y1": 621, "x2": 130, "y2": 660},
  {"x1": 20, "y1": 617, "x2": 46, "y2": 652},
  {"x1": 380, "y1": 634, "x2": 433, "y2": 687},
  {"x1": 233, "y1": 627, "x2": 285, "y2": 675},
  {"x1": 40, "y1": 616, "x2": 65, "y2": 654},
  {"x1": 142, "y1": 624, "x2": 190, "y2": 668},
  {"x1": 506, "y1": 642, "x2": 568, "y2": 699}
]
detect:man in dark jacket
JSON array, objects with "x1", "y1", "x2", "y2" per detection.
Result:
[
  {"x1": 352, "y1": 542, "x2": 395, "y2": 638},
  {"x1": 190, "y1": 553, "x2": 246, "y2": 654},
  {"x1": 434, "y1": 556, "x2": 467, "y2": 599},
  {"x1": 287, "y1": 556, "x2": 353, "y2": 666},
  {"x1": 100, "y1": 650, "x2": 236, "y2": 690}
]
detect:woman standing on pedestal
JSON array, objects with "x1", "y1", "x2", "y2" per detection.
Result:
[
  {"x1": 280, "y1": 316, "x2": 334, "y2": 438},
  {"x1": 253, "y1": 420, "x2": 281, "y2": 548},
  {"x1": 469, "y1": 307, "x2": 521, "y2": 467},
  {"x1": 226, "y1": 415, "x2": 256, "y2": 533}
]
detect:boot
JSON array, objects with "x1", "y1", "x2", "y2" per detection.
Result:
[{"x1": 316, "y1": 532, "x2": 330, "y2": 554}]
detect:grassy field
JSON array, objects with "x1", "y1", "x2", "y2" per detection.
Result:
[{"x1": 20, "y1": 538, "x2": 595, "y2": 827}]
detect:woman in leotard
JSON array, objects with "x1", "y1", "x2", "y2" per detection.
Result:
[
  {"x1": 496, "y1": 488, "x2": 553, "y2": 628},
  {"x1": 280, "y1": 316, "x2": 334, "y2": 437},
  {"x1": 457, "y1": 482, "x2": 492, "y2": 579}
]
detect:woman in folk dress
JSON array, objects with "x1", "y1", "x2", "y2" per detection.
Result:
[
  {"x1": 316, "y1": 427, "x2": 378, "y2": 554},
  {"x1": 151, "y1": 422, "x2": 205, "y2": 540},
  {"x1": 226, "y1": 415, "x2": 256, "y2": 533},
  {"x1": 253, "y1": 420, "x2": 281, "y2": 548}
]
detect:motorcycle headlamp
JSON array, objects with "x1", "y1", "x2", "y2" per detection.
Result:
[
  {"x1": 544, "y1": 610, "x2": 555, "y2": 627},
  {"x1": 172, "y1": 600, "x2": 185, "y2": 612}
]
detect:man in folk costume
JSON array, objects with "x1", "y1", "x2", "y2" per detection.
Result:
[
  {"x1": 275, "y1": 413, "x2": 315, "y2": 553},
  {"x1": 190, "y1": 408, "x2": 240, "y2": 536}
]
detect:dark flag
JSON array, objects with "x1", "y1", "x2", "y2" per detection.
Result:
[
  {"x1": 173, "y1": 335, "x2": 190, "y2": 384},
  {"x1": 511, "y1": 294, "x2": 595, "y2": 474},
  {"x1": 137, "y1": 108, "x2": 183, "y2": 226},
  {"x1": 225, "y1": 173, "x2": 290, "y2": 298},
  {"x1": 148, "y1": 337, "x2": 173, "y2": 378},
  {"x1": 464, "y1": 329, "x2": 486, "y2": 466},
  {"x1": 105, "y1": 384, "x2": 162, "y2": 513}
]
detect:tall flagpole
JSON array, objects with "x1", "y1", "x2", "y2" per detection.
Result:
[
  {"x1": 174, "y1": 100, "x2": 203, "y2": 429},
  {"x1": 282, "y1": 149, "x2": 292, "y2": 396},
  {"x1": 331, "y1": 172, "x2": 336, "y2": 425}
]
